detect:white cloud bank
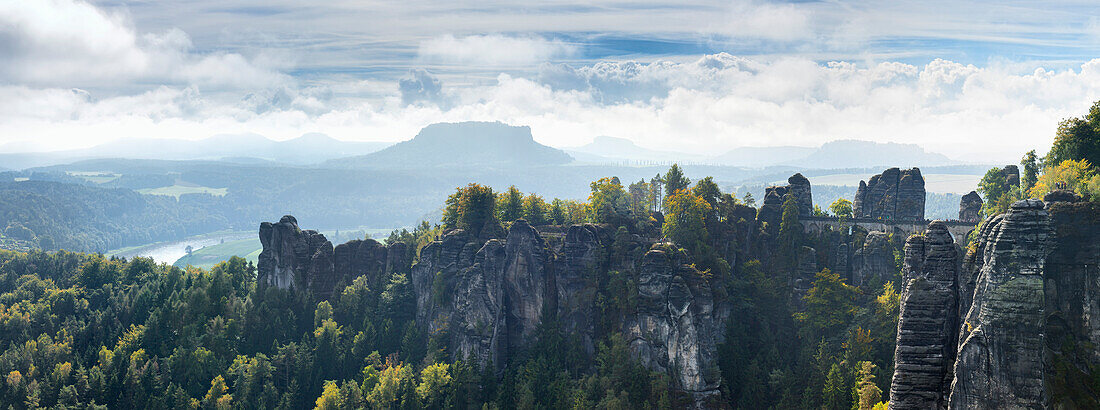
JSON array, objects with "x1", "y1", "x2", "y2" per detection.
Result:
[
  {"x1": 4, "y1": 53, "x2": 1099, "y2": 163},
  {"x1": 2, "y1": 1, "x2": 1099, "y2": 164},
  {"x1": 418, "y1": 35, "x2": 578, "y2": 67},
  {"x1": 0, "y1": 0, "x2": 287, "y2": 89}
]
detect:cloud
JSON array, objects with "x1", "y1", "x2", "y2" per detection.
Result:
[
  {"x1": 0, "y1": 0, "x2": 287, "y2": 89},
  {"x1": 418, "y1": 34, "x2": 578, "y2": 67},
  {"x1": 6, "y1": 54, "x2": 1100, "y2": 165},
  {"x1": 718, "y1": 0, "x2": 813, "y2": 41},
  {"x1": 398, "y1": 69, "x2": 445, "y2": 106}
]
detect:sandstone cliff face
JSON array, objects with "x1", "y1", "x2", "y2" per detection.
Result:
[
  {"x1": 257, "y1": 215, "x2": 334, "y2": 295},
  {"x1": 855, "y1": 168, "x2": 925, "y2": 221},
  {"x1": 1002, "y1": 165, "x2": 1021, "y2": 188},
  {"x1": 889, "y1": 221, "x2": 959, "y2": 409},
  {"x1": 405, "y1": 221, "x2": 723, "y2": 405},
  {"x1": 888, "y1": 197, "x2": 1100, "y2": 409},
  {"x1": 624, "y1": 245, "x2": 721, "y2": 402},
  {"x1": 258, "y1": 215, "x2": 409, "y2": 300},
  {"x1": 851, "y1": 231, "x2": 894, "y2": 288},
  {"x1": 556, "y1": 224, "x2": 611, "y2": 356},
  {"x1": 948, "y1": 199, "x2": 1051, "y2": 409},
  {"x1": 790, "y1": 245, "x2": 818, "y2": 306},
  {"x1": 1042, "y1": 196, "x2": 1100, "y2": 406},
  {"x1": 758, "y1": 173, "x2": 813, "y2": 226},
  {"x1": 959, "y1": 191, "x2": 983, "y2": 223}
]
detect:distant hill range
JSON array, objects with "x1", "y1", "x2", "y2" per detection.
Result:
[
  {"x1": 714, "y1": 140, "x2": 956, "y2": 168},
  {"x1": 326, "y1": 121, "x2": 574, "y2": 169},
  {"x1": 561, "y1": 137, "x2": 957, "y2": 169},
  {"x1": 564, "y1": 136, "x2": 707, "y2": 164},
  {"x1": 0, "y1": 133, "x2": 391, "y2": 170}
]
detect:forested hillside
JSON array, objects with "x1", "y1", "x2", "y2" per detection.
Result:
[{"x1": 0, "y1": 181, "x2": 228, "y2": 252}]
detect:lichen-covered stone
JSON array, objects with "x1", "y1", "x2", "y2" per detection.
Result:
[{"x1": 1042, "y1": 201, "x2": 1100, "y2": 407}]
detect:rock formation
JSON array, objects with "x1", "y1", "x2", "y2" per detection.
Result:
[
  {"x1": 758, "y1": 173, "x2": 813, "y2": 226},
  {"x1": 1039, "y1": 190, "x2": 1100, "y2": 407},
  {"x1": 624, "y1": 245, "x2": 722, "y2": 403},
  {"x1": 889, "y1": 199, "x2": 1074, "y2": 409},
  {"x1": 889, "y1": 221, "x2": 959, "y2": 409},
  {"x1": 404, "y1": 220, "x2": 722, "y2": 405},
  {"x1": 850, "y1": 231, "x2": 894, "y2": 288},
  {"x1": 790, "y1": 245, "x2": 818, "y2": 306},
  {"x1": 958, "y1": 191, "x2": 982, "y2": 222},
  {"x1": 1002, "y1": 165, "x2": 1020, "y2": 187},
  {"x1": 258, "y1": 215, "x2": 409, "y2": 300},
  {"x1": 949, "y1": 199, "x2": 1051, "y2": 409},
  {"x1": 257, "y1": 215, "x2": 335, "y2": 295},
  {"x1": 854, "y1": 168, "x2": 925, "y2": 221}
]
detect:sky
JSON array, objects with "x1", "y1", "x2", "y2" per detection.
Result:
[{"x1": 2, "y1": 0, "x2": 1100, "y2": 162}]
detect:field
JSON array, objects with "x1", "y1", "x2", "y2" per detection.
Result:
[
  {"x1": 173, "y1": 238, "x2": 262, "y2": 270},
  {"x1": 137, "y1": 184, "x2": 228, "y2": 198}
]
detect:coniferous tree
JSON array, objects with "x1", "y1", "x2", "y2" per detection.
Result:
[{"x1": 663, "y1": 164, "x2": 690, "y2": 198}]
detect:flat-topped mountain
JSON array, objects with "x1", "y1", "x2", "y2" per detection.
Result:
[{"x1": 325, "y1": 121, "x2": 574, "y2": 169}]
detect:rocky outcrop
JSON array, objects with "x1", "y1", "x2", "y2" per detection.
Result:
[
  {"x1": 888, "y1": 198, "x2": 1100, "y2": 409},
  {"x1": 786, "y1": 173, "x2": 813, "y2": 217},
  {"x1": 556, "y1": 224, "x2": 612, "y2": 356},
  {"x1": 889, "y1": 221, "x2": 959, "y2": 409},
  {"x1": 257, "y1": 215, "x2": 335, "y2": 296},
  {"x1": 1002, "y1": 165, "x2": 1020, "y2": 187},
  {"x1": 854, "y1": 168, "x2": 925, "y2": 221},
  {"x1": 850, "y1": 231, "x2": 894, "y2": 288},
  {"x1": 403, "y1": 220, "x2": 722, "y2": 405},
  {"x1": 758, "y1": 173, "x2": 813, "y2": 225},
  {"x1": 949, "y1": 200, "x2": 1051, "y2": 409},
  {"x1": 258, "y1": 215, "x2": 409, "y2": 300},
  {"x1": 500, "y1": 220, "x2": 553, "y2": 352},
  {"x1": 624, "y1": 245, "x2": 722, "y2": 404},
  {"x1": 791, "y1": 246, "x2": 818, "y2": 306},
  {"x1": 1042, "y1": 200, "x2": 1100, "y2": 407},
  {"x1": 959, "y1": 191, "x2": 982, "y2": 222}
]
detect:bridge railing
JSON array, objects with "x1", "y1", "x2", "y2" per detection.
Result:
[{"x1": 798, "y1": 215, "x2": 977, "y2": 227}]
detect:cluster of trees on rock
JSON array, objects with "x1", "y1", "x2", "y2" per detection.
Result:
[{"x1": 977, "y1": 101, "x2": 1100, "y2": 219}]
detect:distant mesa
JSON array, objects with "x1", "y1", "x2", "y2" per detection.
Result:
[{"x1": 325, "y1": 121, "x2": 574, "y2": 169}]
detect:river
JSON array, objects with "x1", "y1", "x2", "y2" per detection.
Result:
[{"x1": 109, "y1": 232, "x2": 253, "y2": 265}]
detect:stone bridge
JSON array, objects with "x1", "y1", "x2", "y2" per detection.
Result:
[{"x1": 800, "y1": 216, "x2": 978, "y2": 243}]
